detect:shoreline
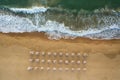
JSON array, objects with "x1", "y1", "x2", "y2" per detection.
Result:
[
  {"x1": 1, "y1": 32, "x2": 120, "y2": 41},
  {"x1": 0, "y1": 32, "x2": 120, "y2": 54}
]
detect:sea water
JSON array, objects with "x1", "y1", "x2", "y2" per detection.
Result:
[{"x1": 0, "y1": 0, "x2": 120, "y2": 40}]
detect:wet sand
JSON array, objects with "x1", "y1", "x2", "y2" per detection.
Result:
[{"x1": 0, "y1": 32, "x2": 120, "y2": 80}]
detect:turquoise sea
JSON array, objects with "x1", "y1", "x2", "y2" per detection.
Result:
[
  {"x1": 0, "y1": 0, "x2": 120, "y2": 10},
  {"x1": 0, "y1": 0, "x2": 120, "y2": 40}
]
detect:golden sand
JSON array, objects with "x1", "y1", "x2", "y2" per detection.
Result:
[{"x1": 0, "y1": 32, "x2": 120, "y2": 80}]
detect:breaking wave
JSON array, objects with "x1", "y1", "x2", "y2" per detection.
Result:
[
  {"x1": 0, "y1": 6, "x2": 120, "y2": 40},
  {"x1": 9, "y1": 6, "x2": 48, "y2": 14}
]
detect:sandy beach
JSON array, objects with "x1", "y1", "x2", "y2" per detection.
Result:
[{"x1": 0, "y1": 32, "x2": 120, "y2": 80}]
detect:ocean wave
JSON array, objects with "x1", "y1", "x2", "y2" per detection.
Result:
[
  {"x1": 9, "y1": 6, "x2": 48, "y2": 14},
  {"x1": 0, "y1": 7, "x2": 120, "y2": 40},
  {"x1": 84, "y1": 28, "x2": 120, "y2": 40},
  {"x1": 40, "y1": 21, "x2": 120, "y2": 40},
  {"x1": 0, "y1": 15, "x2": 37, "y2": 33},
  {"x1": 0, "y1": 14, "x2": 120, "y2": 40}
]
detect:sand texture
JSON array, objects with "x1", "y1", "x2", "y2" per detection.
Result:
[{"x1": 0, "y1": 32, "x2": 120, "y2": 80}]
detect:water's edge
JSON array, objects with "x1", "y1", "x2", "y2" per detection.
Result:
[{"x1": 0, "y1": 6, "x2": 120, "y2": 40}]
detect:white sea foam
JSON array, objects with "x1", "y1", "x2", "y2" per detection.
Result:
[
  {"x1": 0, "y1": 14, "x2": 120, "y2": 40},
  {"x1": 84, "y1": 28, "x2": 120, "y2": 40},
  {"x1": 39, "y1": 21, "x2": 120, "y2": 40},
  {"x1": 0, "y1": 15, "x2": 37, "y2": 33},
  {"x1": 9, "y1": 6, "x2": 48, "y2": 14}
]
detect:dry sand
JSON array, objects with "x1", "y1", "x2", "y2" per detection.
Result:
[{"x1": 0, "y1": 32, "x2": 120, "y2": 80}]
